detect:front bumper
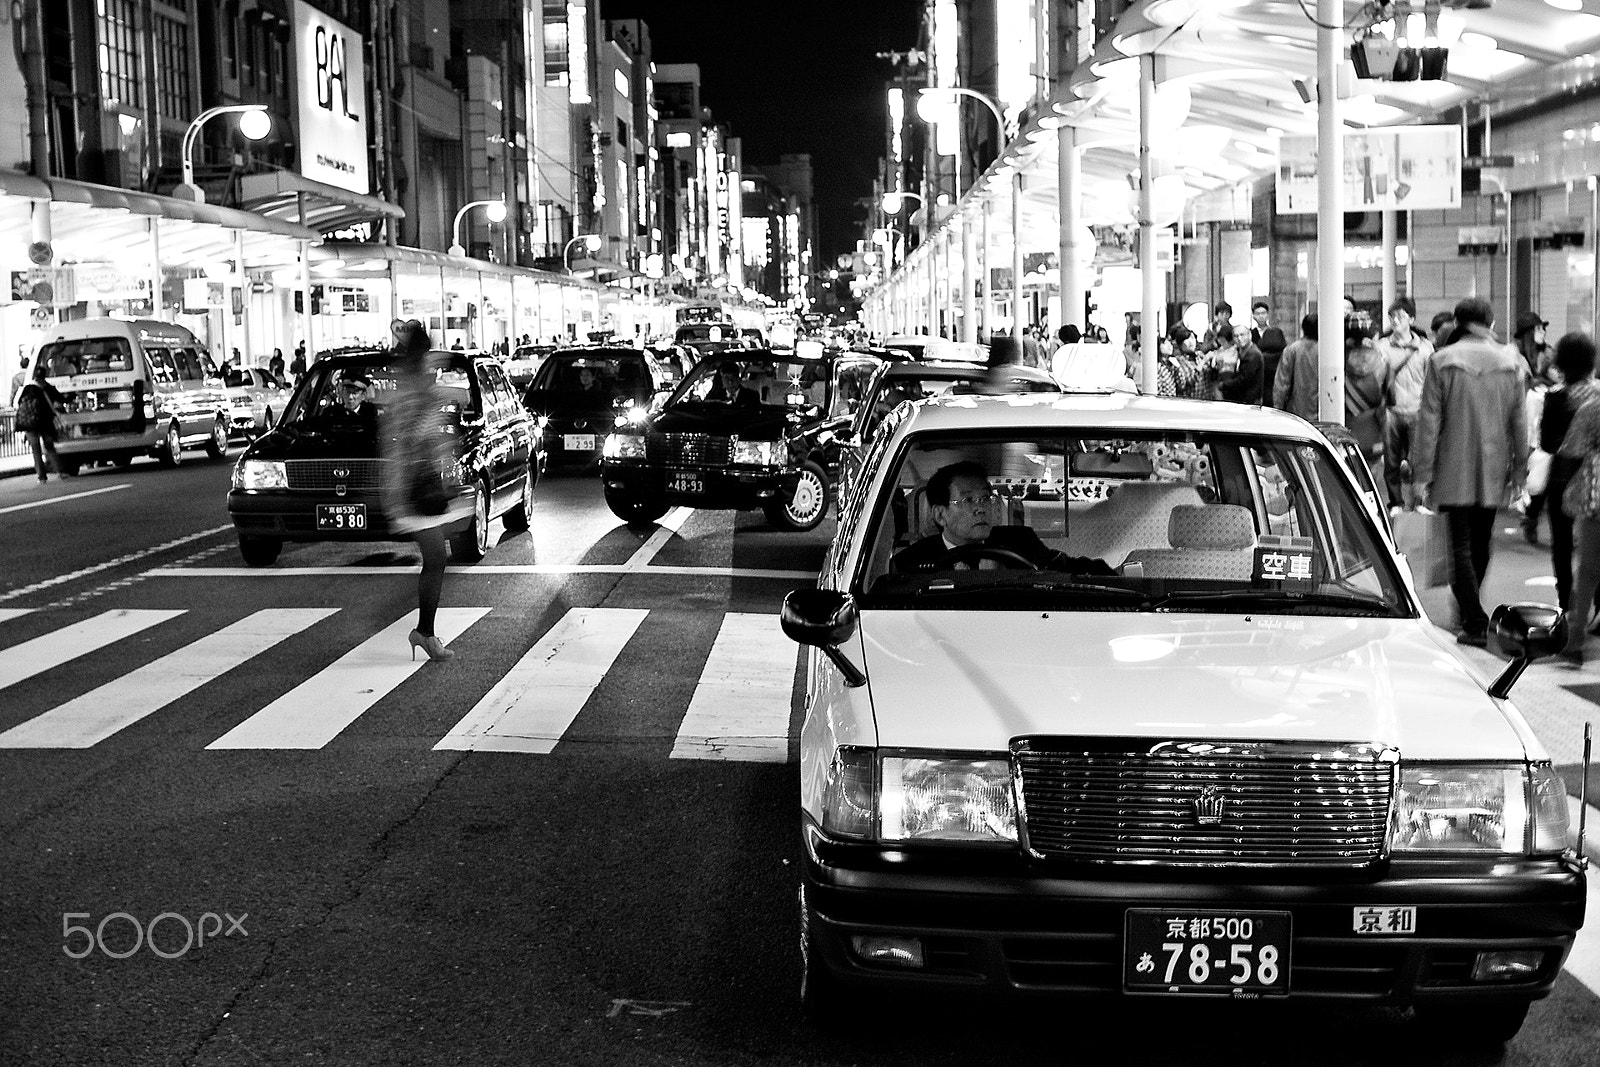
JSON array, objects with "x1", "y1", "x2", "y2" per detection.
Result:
[
  {"x1": 228, "y1": 488, "x2": 471, "y2": 541},
  {"x1": 601, "y1": 460, "x2": 797, "y2": 510},
  {"x1": 801, "y1": 820, "x2": 1586, "y2": 1004}
]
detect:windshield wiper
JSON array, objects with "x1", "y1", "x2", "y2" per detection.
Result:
[
  {"x1": 1148, "y1": 588, "x2": 1399, "y2": 614},
  {"x1": 911, "y1": 576, "x2": 1151, "y2": 601}
]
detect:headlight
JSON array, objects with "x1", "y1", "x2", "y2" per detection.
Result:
[
  {"x1": 820, "y1": 748, "x2": 1017, "y2": 844},
  {"x1": 1389, "y1": 764, "x2": 1530, "y2": 853},
  {"x1": 232, "y1": 459, "x2": 287, "y2": 490},
  {"x1": 732, "y1": 439, "x2": 783, "y2": 466},
  {"x1": 880, "y1": 756, "x2": 1017, "y2": 843},
  {"x1": 613, "y1": 405, "x2": 649, "y2": 427},
  {"x1": 602, "y1": 432, "x2": 645, "y2": 460}
]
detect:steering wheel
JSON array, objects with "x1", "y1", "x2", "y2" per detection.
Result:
[{"x1": 933, "y1": 544, "x2": 1040, "y2": 570}]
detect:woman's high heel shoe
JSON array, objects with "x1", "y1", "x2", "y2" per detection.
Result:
[{"x1": 409, "y1": 629, "x2": 455, "y2": 662}]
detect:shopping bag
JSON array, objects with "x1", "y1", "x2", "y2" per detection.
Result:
[{"x1": 1391, "y1": 509, "x2": 1450, "y2": 588}]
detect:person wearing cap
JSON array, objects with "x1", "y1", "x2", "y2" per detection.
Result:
[
  {"x1": 1514, "y1": 311, "x2": 1552, "y2": 382},
  {"x1": 1410, "y1": 296, "x2": 1531, "y2": 647},
  {"x1": 327, "y1": 369, "x2": 379, "y2": 433}
]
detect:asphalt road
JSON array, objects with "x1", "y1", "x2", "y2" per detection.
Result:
[{"x1": 1, "y1": 448, "x2": 1598, "y2": 1066}]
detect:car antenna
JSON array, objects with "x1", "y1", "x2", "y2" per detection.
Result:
[{"x1": 1579, "y1": 721, "x2": 1592, "y2": 864}]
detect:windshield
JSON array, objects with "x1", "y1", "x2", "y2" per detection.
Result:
[
  {"x1": 528, "y1": 354, "x2": 649, "y2": 402},
  {"x1": 666, "y1": 355, "x2": 828, "y2": 410},
  {"x1": 852, "y1": 428, "x2": 1411, "y2": 617},
  {"x1": 283, "y1": 354, "x2": 477, "y2": 433},
  {"x1": 674, "y1": 324, "x2": 739, "y2": 344}
]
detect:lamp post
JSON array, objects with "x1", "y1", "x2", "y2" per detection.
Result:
[
  {"x1": 174, "y1": 104, "x2": 271, "y2": 203},
  {"x1": 563, "y1": 233, "x2": 603, "y2": 273},
  {"x1": 449, "y1": 199, "x2": 508, "y2": 257}
]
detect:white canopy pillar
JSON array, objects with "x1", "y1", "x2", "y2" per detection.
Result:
[
  {"x1": 1382, "y1": 209, "x2": 1397, "y2": 316},
  {"x1": 1058, "y1": 124, "x2": 1084, "y2": 332},
  {"x1": 1012, "y1": 171, "x2": 1024, "y2": 337},
  {"x1": 980, "y1": 197, "x2": 991, "y2": 338},
  {"x1": 1138, "y1": 53, "x2": 1159, "y2": 389},
  {"x1": 961, "y1": 212, "x2": 976, "y2": 342},
  {"x1": 1317, "y1": 0, "x2": 1346, "y2": 424}
]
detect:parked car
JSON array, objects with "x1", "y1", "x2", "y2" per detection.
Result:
[
  {"x1": 781, "y1": 389, "x2": 1583, "y2": 1044},
  {"x1": 221, "y1": 367, "x2": 290, "y2": 440},
  {"x1": 521, "y1": 347, "x2": 674, "y2": 470},
  {"x1": 600, "y1": 348, "x2": 861, "y2": 530},
  {"x1": 228, "y1": 349, "x2": 543, "y2": 566},
  {"x1": 504, "y1": 344, "x2": 557, "y2": 390},
  {"x1": 32, "y1": 317, "x2": 230, "y2": 472}
]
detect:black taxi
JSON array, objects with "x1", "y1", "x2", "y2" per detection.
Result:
[
  {"x1": 600, "y1": 348, "x2": 874, "y2": 530},
  {"x1": 228, "y1": 350, "x2": 543, "y2": 565},
  {"x1": 520, "y1": 346, "x2": 674, "y2": 470}
]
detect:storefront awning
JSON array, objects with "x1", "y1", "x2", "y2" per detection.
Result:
[
  {"x1": 44, "y1": 177, "x2": 321, "y2": 241},
  {"x1": 239, "y1": 170, "x2": 405, "y2": 236}
]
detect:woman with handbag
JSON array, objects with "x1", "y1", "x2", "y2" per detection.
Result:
[
  {"x1": 381, "y1": 319, "x2": 466, "y2": 663},
  {"x1": 1344, "y1": 313, "x2": 1392, "y2": 499},
  {"x1": 13, "y1": 368, "x2": 66, "y2": 482},
  {"x1": 1557, "y1": 331, "x2": 1600, "y2": 666}
]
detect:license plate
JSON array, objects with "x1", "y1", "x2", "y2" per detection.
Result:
[
  {"x1": 563, "y1": 434, "x2": 596, "y2": 451},
  {"x1": 316, "y1": 503, "x2": 368, "y2": 531},
  {"x1": 1124, "y1": 910, "x2": 1290, "y2": 997},
  {"x1": 667, "y1": 469, "x2": 704, "y2": 494}
]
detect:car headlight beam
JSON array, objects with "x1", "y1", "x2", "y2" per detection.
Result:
[
  {"x1": 1390, "y1": 763, "x2": 1539, "y2": 854},
  {"x1": 232, "y1": 459, "x2": 287, "y2": 490},
  {"x1": 602, "y1": 432, "x2": 646, "y2": 460}
]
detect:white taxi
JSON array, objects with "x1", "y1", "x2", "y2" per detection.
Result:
[{"x1": 782, "y1": 390, "x2": 1585, "y2": 1043}]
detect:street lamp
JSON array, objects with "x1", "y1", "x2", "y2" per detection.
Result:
[
  {"x1": 174, "y1": 104, "x2": 272, "y2": 203},
  {"x1": 563, "y1": 233, "x2": 602, "y2": 273},
  {"x1": 881, "y1": 190, "x2": 923, "y2": 216},
  {"x1": 448, "y1": 199, "x2": 508, "y2": 257},
  {"x1": 918, "y1": 86, "x2": 1007, "y2": 141}
]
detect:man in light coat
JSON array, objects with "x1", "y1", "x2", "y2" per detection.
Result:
[{"x1": 1410, "y1": 297, "x2": 1530, "y2": 646}]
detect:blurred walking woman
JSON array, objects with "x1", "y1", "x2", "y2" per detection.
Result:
[
  {"x1": 1542, "y1": 333, "x2": 1600, "y2": 620},
  {"x1": 1557, "y1": 331, "x2": 1600, "y2": 666},
  {"x1": 382, "y1": 319, "x2": 464, "y2": 662}
]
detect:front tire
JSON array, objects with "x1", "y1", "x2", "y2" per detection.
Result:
[
  {"x1": 237, "y1": 535, "x2": 282, "y2": 567},
  {"x1": 449, "y1": 482, "x2": 491, "y2": 562},
  {"x1": 155, "y1": 423, "x2": 182, "y2": 468},
  {"x1": 502, "y1": 465, "x2": 534, "y2": 532},
  {"x1": 765, "y1": 461, "x2": 828, "y2": 532},
  {"x1": 604, "y1": 488, "x2": 668, "y2": 527},
  {"x1": 204, "y1": 417, "x2": 228, "y2": 459}
]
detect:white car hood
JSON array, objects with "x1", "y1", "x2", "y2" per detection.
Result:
[{"x1": 856, "y1": 611, "x2": 1534, "y2": 761}]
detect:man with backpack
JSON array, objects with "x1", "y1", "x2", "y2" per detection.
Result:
[{"x1": 14, "y1": 366, "x2": 67, "y2": 482}]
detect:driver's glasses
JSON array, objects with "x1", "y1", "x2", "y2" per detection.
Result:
[{"x1": 950, "y1": 490, "x2": 999, "y2": 508}]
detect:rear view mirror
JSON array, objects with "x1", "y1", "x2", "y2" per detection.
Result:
[
  {"x1": 781, "y1": 590, "x2": 865, "y2": 686},
  {"x1": 1487, "y1": 603, "x2": 1568, "y2": 698},
  {"x1": 1070, "y1": 451, "x2": 1154, "y2": 477}
]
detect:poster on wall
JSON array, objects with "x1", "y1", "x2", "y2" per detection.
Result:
[
  {"x1": 291, "y1": 0, "x2": 370, "y2": 195},
  {"x1": 1277, "y1": 125, "x2": 1461, "y2": 214}
]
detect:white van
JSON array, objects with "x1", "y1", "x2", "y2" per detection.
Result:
[{"x1": 33, "y1": 318, "x2": 231, "y2": 473}]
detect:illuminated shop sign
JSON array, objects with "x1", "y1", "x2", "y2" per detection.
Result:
[{"x1": 291, "y1": 0, "x2": 370, "y2": 194}]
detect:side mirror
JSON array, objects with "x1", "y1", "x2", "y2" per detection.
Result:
[
  {"x1": 781, "y1": 589, "x2": 865, "y2": 687},
  {"x1": 1487, "y1": 602, "x2": 1568, "y2": 698}
]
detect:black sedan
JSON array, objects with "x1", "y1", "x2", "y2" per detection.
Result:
[
  {"x1": 228, "y1": 350, "x2": 543, "y2": 566},
  {"x1": 521, "y1": 347, "x2": 672, "y2": 470},
  {"x1": 600, "y1": 349, "x2": 865, "y2": 531}
]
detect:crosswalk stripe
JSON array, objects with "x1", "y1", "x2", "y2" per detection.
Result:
[
  {"x1": 433, "y1": 607, "x2": 649, "y2": 753},
  {"x1": 0, "y1": 609, "x2": 35, "y2": 625},
  {"x1": 206, "y1": 608, "x2": 490, "y2": 750},
  {"x1": 0, "y1": 609, "x2": 183, "y2": 692},
  {"x1": 670, "y1": 613, "x2": 798, "y2": 762},
  {"x1": 0, "y1": 609, "x2": 338, "y2": 749}
]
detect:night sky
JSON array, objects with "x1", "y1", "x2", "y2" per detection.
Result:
[{"x1": 599, "y1": 0, "x2": 923, "y2": 262}]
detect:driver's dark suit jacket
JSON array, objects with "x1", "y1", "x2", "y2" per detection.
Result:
[{"x1": 891, "y1": 525, "x2": 1115, "y2": 575}]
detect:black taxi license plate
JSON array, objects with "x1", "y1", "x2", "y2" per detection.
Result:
[
  {"x1": 316, "y1": 503, "x2": 368, "y2": 531},
  {"x1": 667, "y1": 469, "x2": 704, "y2": 494},
  {"x1": 1124, "y1": 910, "x2": 1290, "y2": 997}
]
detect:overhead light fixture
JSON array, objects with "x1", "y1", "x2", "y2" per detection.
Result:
[{"x1": 1545, "y1": 0, "x2": 1583, "y2": 10}]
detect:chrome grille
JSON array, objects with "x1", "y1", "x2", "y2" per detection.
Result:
[
  {"x1": 646, "y1": 432, "x2": 732, "y2": 466},
  {"x1": 285, "y1": 459, "x2": 386, "y2": 491},
  {"x1": 1014, "y1": 738, "x2": 1395, "y2": 868}
]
